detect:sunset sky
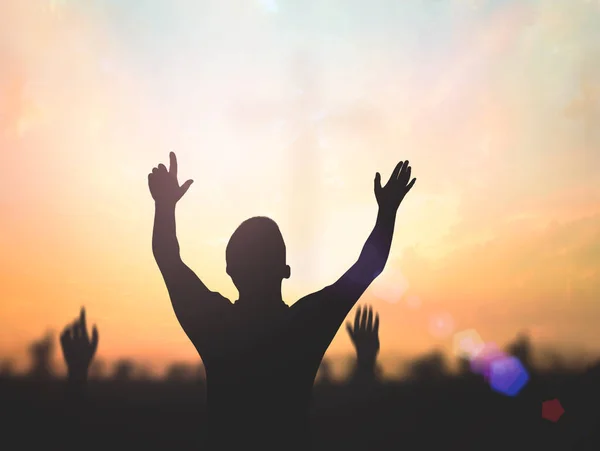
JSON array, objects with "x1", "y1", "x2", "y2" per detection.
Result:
[{"x1": 1, "y1": 0, "x2": 599, "y2": 377}]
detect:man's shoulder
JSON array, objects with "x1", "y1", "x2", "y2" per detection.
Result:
[
  {"x1": 184, "y1": 292, "x2": 234, "y2": 347},
  {"x1": 290, "y1": 285, "x2": 335, "y2": 310}
]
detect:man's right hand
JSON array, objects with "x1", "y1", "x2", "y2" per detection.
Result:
[{"x1": 148, "y1": 152, "x2": 194, "y2": 205}]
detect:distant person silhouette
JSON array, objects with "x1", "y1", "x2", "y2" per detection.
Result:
[
  {"x1": 59, "y1": 308, "x2": 98, "y2": 449},
  {"x1": 149, "y1": 152, "x2": 416, "y2": 450},
  {"x1": 506, "y1": 332, "x2": 532, "y2": 370},
  {"x1": 28, "y1": 332, "x2": 55, "y2": 380},
  {"x1": 112, "y1": 359, "x2": 135, "y2": 382},
  {"x1": 165, "y1": 362, "x2": 195, "y2": 382},
  {"x1": 346, "y1": 305, "x2": 381, "y2": 385},
  {"x1": 407, "y1": 350, "x2": 448, "y2": 382}
]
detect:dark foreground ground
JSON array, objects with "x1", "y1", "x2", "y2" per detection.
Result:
[{"x1": 2, "y1": 367, "x2": 600, "y2": 451}]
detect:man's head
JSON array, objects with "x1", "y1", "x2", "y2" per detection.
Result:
[{"x1": 226, "y1": 217, "x2": 291, "y2": 296}]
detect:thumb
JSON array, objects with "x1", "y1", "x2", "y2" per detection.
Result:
[
  {"x1": 180, "y1": 179, "x2": 194, "y2": 196},
  {"x1": 374, "y1": 172, "x2": 381, "y2": 193}
]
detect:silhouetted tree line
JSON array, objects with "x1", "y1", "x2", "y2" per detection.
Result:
[{"x1": 10, "y1": 325, "x2": 597, "y2": 386}]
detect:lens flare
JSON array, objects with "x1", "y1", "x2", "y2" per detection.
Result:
[
  {"x1": 542, "y1": 399, "x2": 565, "y2": 422},
  {"x1": 452, "y1": 329, "x2": 485, "y2": 359},
  {"x1": 489, "y1": 355, "x2": 529, "y2": 397},
  {"x1": 371, "y1": 268, "x2": 409, "y2": 304},
  {"x1": 470, "y1": 342, "x2": 506, "y2": 380}
]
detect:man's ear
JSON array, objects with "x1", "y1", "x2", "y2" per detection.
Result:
[{"x1": 283, "y1": 265, "x2": 291, "y2": 279}]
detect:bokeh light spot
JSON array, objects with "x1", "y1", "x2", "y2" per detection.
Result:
[
  {"x1": 452, "y1": 329, "x2": 485, "y2": 359},
  {"x1": 489, "y1": 356, "x2": 529, "y2": 397},
  {"x1": 470, "y1": 342, "x2": 506, "y2": 379},
  {"x1": 542, "y1": 399, "x2": 565, "y2": 422},
  {"x1": 371, "y1": 268, "x2": 409, "y2": 304}
]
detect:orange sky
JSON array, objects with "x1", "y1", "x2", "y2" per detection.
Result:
[{"x1": 1, "y1": 0, "x2": 600, "y2": 377}]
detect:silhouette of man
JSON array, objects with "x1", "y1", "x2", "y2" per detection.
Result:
[{"x1": 149, "y1": 152, "x2": 416, "y2": 450}]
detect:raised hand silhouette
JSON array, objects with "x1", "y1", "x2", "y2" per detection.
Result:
[
  {"x1": 60, "y1": 307, "x2": 98, "y2": 383},
  {"x1": 148, "y1": 151, "x2": 194, "y2": 206},
  {"x1": 374, "y1": 160, "x2": 416, "y2": 214},
  {"x1": 346, "y1": 305, "x2": 380, "y2": 382},
  {"x1": 28, "y1": 332, "x2": 55, "y2": 380}
]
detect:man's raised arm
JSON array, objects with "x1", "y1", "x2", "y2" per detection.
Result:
[
  {"x1": 331, "y1": 160, "x2": 415, "y2": 300},
  {"x1": 296, "y1": 160, "x2": 416, "y2": 324},
  {"x1": 149, "y1": 152, "x2": 228, "y2": 333}
]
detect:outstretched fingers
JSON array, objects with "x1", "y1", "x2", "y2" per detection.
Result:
[
  {"x1": 90, "y1": 325, "x2": 99, "y2": 354},
  {"x1": 80, "y1": 307, "x2": 90, "y2": 343},
  {"x1": 401, "y1": 164, "x2": 411, "y2": 183},
  {"x1": 388, "y1": 161, "x2": 404, "y2": 185},
  {"x1": 60, "y1": 326, "x2": 71, "y2": 347},
  {"x1": 394, "y1": 160, "x2": 408, "y2": 184},
  {"x1": 72, "y1": 319, "x2": 82, "y2": 340},
  {"x1": 346, "y1": 322, "x2": 355, "y2": 340},
  {"x1": 366, "y1": 305, "x2": 374, "y2": 331},
  {"x1": 360, "y1": 306, "x2": 369, "y2": 333},
  {"x1": 397, "y1": 161, "x2": 416, "y2": 192},
  {"x1": 374, "y1": 312, "x2": 380, "y2": 334},
  {"x1": 169, "y1": 151, "x2": 178, "y2": 177},
  {"x1": 354, "y1": 307, "x2": 362, "y2": 333}
]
